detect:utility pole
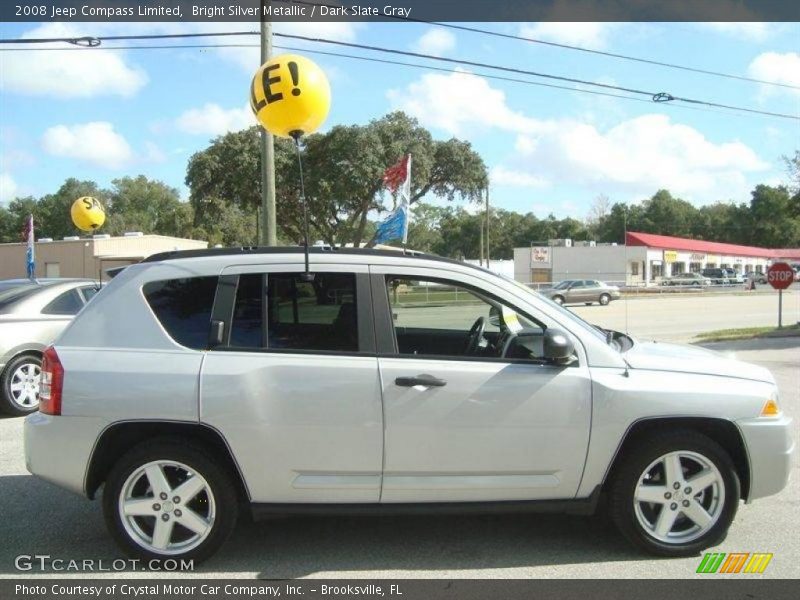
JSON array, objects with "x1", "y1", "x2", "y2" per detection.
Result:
[
  {"x1": 485, "y1": 186, "x2": 490, "y2": 265},
  {"x1": 479, "y1": 220, "x2": 484, "y2": 266},
  {"x1": 260, "y1": 1, "x2": 277, "y2": 246}
]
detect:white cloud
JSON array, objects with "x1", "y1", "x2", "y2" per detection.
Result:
[
  {"x1": 175, "y1": 103, "x2": 255, "y2": 136},
  {"x1": 696, "y1": 23, "x2": 773, "y2": 42},
  {"x1": 391, "y1": 70, "x2": 769, "y2": 202},
  {"x1": 0, "y1": 23, "x2": 147, "y2": 98},
  {"x1": 519, "y1": 22, "x2": 620, "y2": 49},
  {"x1": 41, "y1": 122, "x2": 134, "y2": 169},
  {"x1": 412, "y1": 29, "x2": 456, "y2": 56},
  {"x1": 388, "y1": 69, "x2": 540, "y2": 136},
  {"x1": 747, "y1": 52, "x2": 800, "y2": 97},
  {"x1": 490, "y1": 166, "x2": 548, "y2": 189},
  {"x1": 0, "y1": 173, "x2": 18, "y2": 203}
]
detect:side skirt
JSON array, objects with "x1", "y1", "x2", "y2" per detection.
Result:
[{"x1": 250, "y1": 486, "x2": 601, "y2": 520}]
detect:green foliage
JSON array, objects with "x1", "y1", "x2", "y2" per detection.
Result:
[{"x1": 185, "y1": 111, "x2": 488, "y2": 247}]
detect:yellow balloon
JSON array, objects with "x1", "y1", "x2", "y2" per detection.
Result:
[
  {"x1": 71, "y1": 196, "x2": 106, "y2": 232},
  {"x1": 250, "y1": 54, "x2": 331, "y2": 138}
]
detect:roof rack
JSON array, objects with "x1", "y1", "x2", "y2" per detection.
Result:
[{"x1": 142, "y1": 245, "x2": 446, "y2": 265}]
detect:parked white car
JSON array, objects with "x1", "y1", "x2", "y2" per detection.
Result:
[{"x1": 25, "y1": 248, "x2": 792, "y2": 563}]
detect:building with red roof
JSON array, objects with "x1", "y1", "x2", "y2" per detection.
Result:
[{"x1": 514, "y1": 231, "x2": 799, "y2": 286}]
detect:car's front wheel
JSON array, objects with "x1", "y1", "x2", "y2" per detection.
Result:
[
  {"x1": 103, "y1": 439, "x2": 238, "y2": 564},
  {"x1": 0, "y1": 353, "x2": 42, "y2": 416},
  {"x1": 608, "y1": 430, "x2": 739, "y2": 557},
  {"x1": 599, "y1": 293, "x2": 611, "y2": 306}
]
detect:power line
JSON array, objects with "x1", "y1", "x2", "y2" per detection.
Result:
[
  {"x1": 2, "y1": 29, "x2": 797, "y2": 121},
  {"x1": 0, "y1": 41, "x2": 744, "y2": 118},
  {"x1": 273, "y1": 32, "x2": 800, "y2": 121},
  {"x1": 286, "y1": 0, "x2": 800, "y2": 90}
]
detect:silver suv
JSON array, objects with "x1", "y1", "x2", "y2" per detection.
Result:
[{"x1": 24, "y1": 248, "x2": 793, "y2": 563}]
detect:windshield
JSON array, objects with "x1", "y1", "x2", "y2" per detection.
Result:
[{"x1": 494, "y1": 272, "x2": 608, "y2": 344}]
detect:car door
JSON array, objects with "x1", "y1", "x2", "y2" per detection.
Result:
[
  {"x1": 200, "y1": 264, "x2": 383, "y2": 503},
  {"x1": 564, "y1": 280, "x2": 582, "y2": 303},
  {"x1": 371, "y1": 266, "x2": 592, "y2": 503}
]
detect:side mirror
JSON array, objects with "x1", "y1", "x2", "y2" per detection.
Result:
[{"x1": 543, "y1": 328, "x2": 575, "y2": 365}]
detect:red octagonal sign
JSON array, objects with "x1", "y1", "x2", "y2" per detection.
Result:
[{"x1": 767, "y1": 262, "x2": 795, "y2": 290}]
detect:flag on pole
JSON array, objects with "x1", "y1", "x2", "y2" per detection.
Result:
[
  {"x1": 23, "y1": 215, "x2": 35, "y2": 279},
  {"x1": 374, "y1": 154, "x2": 411, "y2": 245}
]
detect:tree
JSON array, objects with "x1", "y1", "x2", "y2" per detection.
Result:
[
  {"x1": 747, "y1": 184, "x2": 800, "y2": 247},
  {"x1": 185, "y1": 111, "x2": 488, "y2": 247},
  {"x1": 105, "y1": 176, "x2": 188, "y2": 237}
]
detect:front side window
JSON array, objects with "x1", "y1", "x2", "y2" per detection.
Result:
[
  {"x1": 227, "y1": 272, "x2": 359, "y2": 353},
  {"x1": 143, "y1": 277, "x2": 218, "y2": 350},
  {"x1": 386, "y1": 276, "x2": 544, "y2": 361}
]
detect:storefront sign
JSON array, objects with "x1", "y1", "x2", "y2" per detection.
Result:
[
  {"x1": 531, "y1": 246, "x2": 550, "y2": 264},
  {"x1": 664, "y1": 250, "x2": 678, "y2": 263},
  {"x1": 691, "y1": 253, "x2": 706, "y2": 261}
]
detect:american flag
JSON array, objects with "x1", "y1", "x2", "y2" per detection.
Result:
[
  {"x1": 382, "y1": 154, "x2": 411, "y2": 194},
  {"x1": 375, "y1": 154, "x2": 412, "y2": 245}
]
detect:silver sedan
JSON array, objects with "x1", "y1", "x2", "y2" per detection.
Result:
[
  {"x1": 541, "y1": 279, "x2": 622, "y2": 306},
  {"x1": 0, "y1": 279, "x2": 99, "y2": 416}
]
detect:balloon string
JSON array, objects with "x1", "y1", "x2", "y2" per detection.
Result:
[{"x1": 292, "y1": 133, "x2": 312, "y2": 278}]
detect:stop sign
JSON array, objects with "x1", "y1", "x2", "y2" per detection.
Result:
[{"x1": 767, "y1": 262, "x2": 795, "y2": 290}]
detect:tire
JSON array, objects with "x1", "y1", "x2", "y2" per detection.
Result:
[
  {"x1": 608, "y1": 430, "x2": 740, "y2": 557},
  {"x1": 0, "y1": 353, "x2": 42, "y2": 416},
  {"x1": 103, "y1": 438, "x2": 239, "y2": 564},
  {"x1": 553, "y1": 295, "x2": 564, "y2": 305},
  {"x1": 599, "y1": 293, "x2": 611, "y2": 306}
]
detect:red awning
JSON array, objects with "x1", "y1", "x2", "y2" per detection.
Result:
[{"x1": 625, "y1": 232, "x2": 796, "y2": 259}]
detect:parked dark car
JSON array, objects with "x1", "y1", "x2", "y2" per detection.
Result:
[{"x1": 701, "y1": 268, "x2": 731, "y2": 285}]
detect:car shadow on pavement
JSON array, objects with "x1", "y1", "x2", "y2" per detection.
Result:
[{"x1": 0, "y1": 474, "x2": 644, "y2": 577}]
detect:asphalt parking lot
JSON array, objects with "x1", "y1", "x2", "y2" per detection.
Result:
[{"x1": 0, "y1": 297, "x2": 797, "y2": 579}]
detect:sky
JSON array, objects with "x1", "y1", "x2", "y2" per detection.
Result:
[{"x1": 1, "y1": 20, "x2": 799, "y2": 222}]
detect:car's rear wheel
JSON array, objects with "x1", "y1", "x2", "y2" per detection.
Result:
[
  {"x1": 599, "y1": 293, "x2": 611, "y2": 306},
  {"x1": 0, "y1": 353, "x2": 42, "y2": 416},
  {"x1": 608, "y1": 430, "x2": 739, "y2": 557},
  {"x1": 103, "y1": 439, "x2": 238, "y2": 564}
]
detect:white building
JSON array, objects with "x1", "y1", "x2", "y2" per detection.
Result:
[{"x1": 513, "y1": 231, "x2": 800, "y2": 286}]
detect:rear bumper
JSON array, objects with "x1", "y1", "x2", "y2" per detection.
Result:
[
  {"x1": 24, "y1": 412, "x2": 105, "y2": 497},
  {"x1": 736, "y1": 415, "x2": 794, "y2": 502}
]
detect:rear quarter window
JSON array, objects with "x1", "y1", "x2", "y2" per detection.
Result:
[{"x1": 143, "y1": 277, "x2": 218, "y2": 350}]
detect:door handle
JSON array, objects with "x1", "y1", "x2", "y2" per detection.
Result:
[{"x1": 395, "y1": 374, "x2": 447, "y2": 388}]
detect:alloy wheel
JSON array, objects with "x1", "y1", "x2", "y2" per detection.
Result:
[
  {"x1": 8, "y1": 362, "x2": 41, "y2": 409},
  {"x1": 118, "y1": 460, "x2": 216, "y2": 555},
  {"x1": 633, "y1": 450, "x2": 725, "y2": 544}
]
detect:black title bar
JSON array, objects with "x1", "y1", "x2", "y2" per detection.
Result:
[{"x1": 4, "y1": 0, "x2": 800, "y2": 23}]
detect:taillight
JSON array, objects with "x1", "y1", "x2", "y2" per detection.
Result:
[{"x1": 39, "y1": 346, "x2": 64, "y2": 416}]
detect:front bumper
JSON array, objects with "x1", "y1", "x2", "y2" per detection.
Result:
[
  {"x1": 24, "y1": 412, "x2": 106, "y2": 498},
  {"x1": 737, "y1": 414, "x2": 794, "y2": 502}
]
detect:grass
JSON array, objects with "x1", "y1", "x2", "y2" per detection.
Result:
[{"x1": 695, "y1": 324, "x2": 800, "y2": 342}]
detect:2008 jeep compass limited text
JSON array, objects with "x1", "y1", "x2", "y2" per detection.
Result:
[{"x1": 24, "y1": 247, "x2": 793, "y2": 562}]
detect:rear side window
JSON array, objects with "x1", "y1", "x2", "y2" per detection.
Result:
[
  {"x1": 227, "y1": 272, "x2": 358, "y2": 353},
  {"x1": 143, "y1": 277, "x2": 218, "y2": 350},
  {"x1": 42, "y1": 289, "x2": 84, "y2": 315}
]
